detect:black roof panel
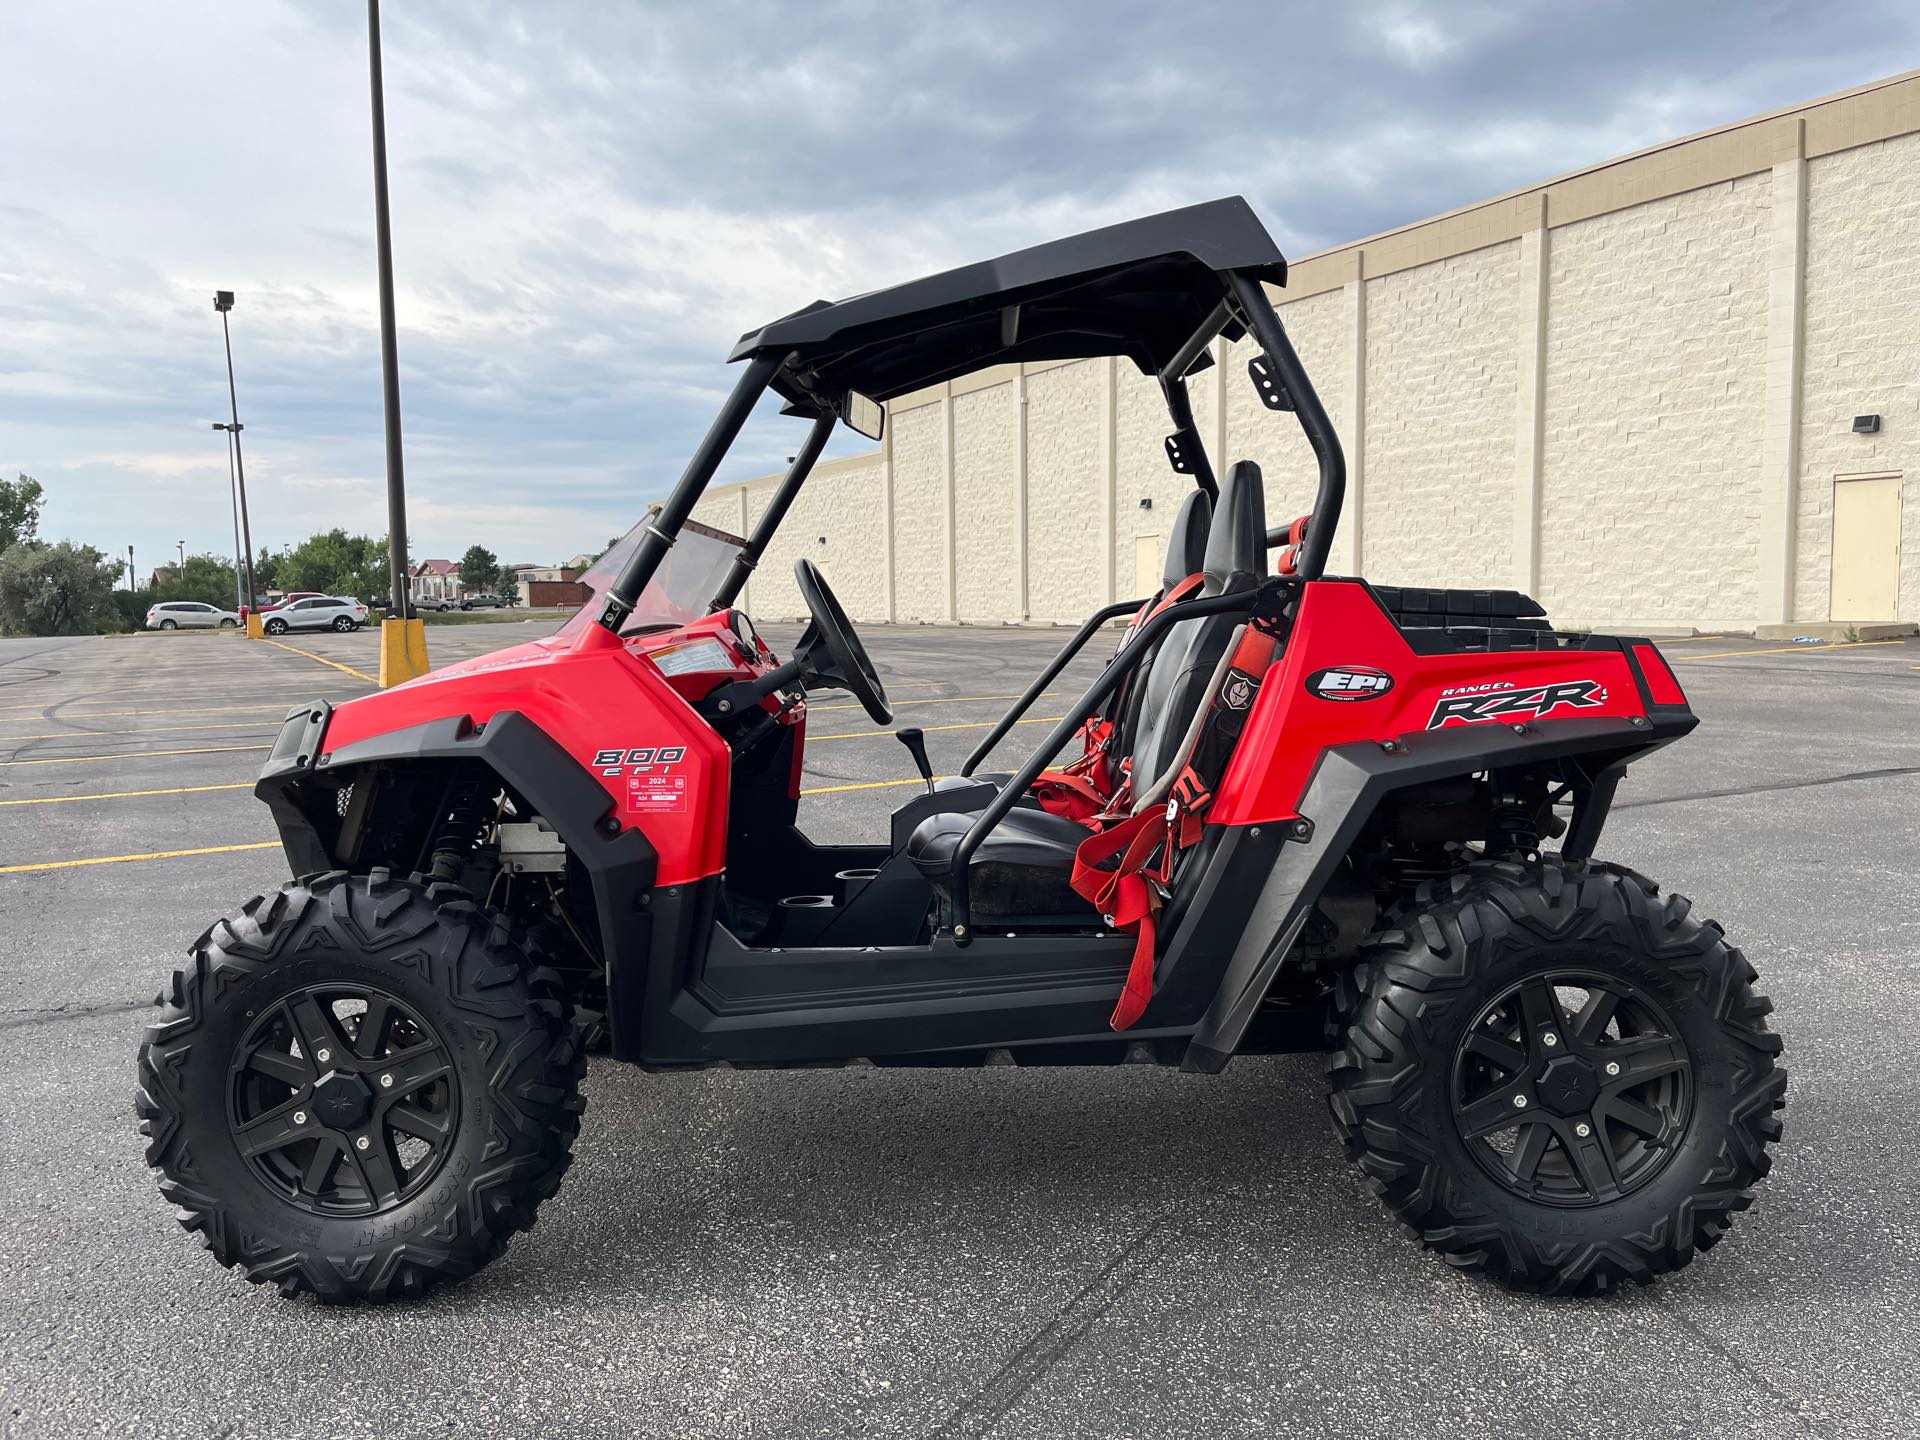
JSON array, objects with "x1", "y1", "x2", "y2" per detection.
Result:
[{"x1": 730, "y1": 196, "x2": 1286, "y2": 413}]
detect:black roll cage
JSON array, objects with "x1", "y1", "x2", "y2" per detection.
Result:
[
  {"x1": 589, "y1": 212, "x2": 1348, "y2": 937},
  {"x1": 603, "y1": 267, "x2": 1344, "y2": 625}
]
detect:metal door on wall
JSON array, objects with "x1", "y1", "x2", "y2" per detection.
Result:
[{"x1": 1830, "y1": 474, "x2": 1902, "y2": 621}]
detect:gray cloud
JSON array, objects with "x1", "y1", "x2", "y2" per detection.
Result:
[{"x1": 2, "y1": 0, "x2": 1914, "y2": 573}]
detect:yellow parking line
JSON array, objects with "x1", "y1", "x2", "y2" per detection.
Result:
[
  {"x1": 808, "y1": 691, "x2": 1046, "y2": 713},
  {"x1": 0, "y1": 719, "x2": 289, "y2": 744},
  {"x1": 258, "y1": 638, "x2": 378, "y2": 684},
  {"x1": 0, "y1": 744, "x2": 269, "y2": 768},
  {"x1": 0, "y1": 690, "x2": 351, "y2": 717},
  {"x1": 1673, "y1": 640, "x2": 1904, "y2": 661},
  {"x1": 809, "y1": 715, "x2": 1064, "y2": 742},
  {"x1": 0, "y1": 782, "x2": 254, "y2": 807},
  {"x1": 0, "y1": 701, "x2": 310, "y2": 726},
  {"x1": 801, "y1": 775, "x2": 945, "y2": 796},
  {"x1": 0, "y1": 841, "x2": 281, "y2": 876}
]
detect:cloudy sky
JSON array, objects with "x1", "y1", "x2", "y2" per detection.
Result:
[{"x1": 2, "y1": 2, "x2": 1914, "y2": 582}]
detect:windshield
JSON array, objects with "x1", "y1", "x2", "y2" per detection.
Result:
[{"x1": 552, "y1": 506, "x2": 744, "y2": 640}]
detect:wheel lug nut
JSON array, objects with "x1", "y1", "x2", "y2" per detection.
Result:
[
  {"x1": 355, "y1": 1136, "x2": 371, "y2": 1151},
  {"x1": 380, "y1": 1074, "x2": 393, "y2": 1088},
  {"x1": 1575, "y1": 1122, "x2": 1592, "y2": 1137},
  {"x1": 1512, "y1": 1094, "x2": 1528, "y2": 1109},
  {"x1": 1542, "y1": 1032, "x2": 1558, "y2": 1048},
  {"x1": 293, "y1": 1111, "x2": 307, "y2": 1125},
  {"x1": 1606, "y1": 1061, "x2": 1621, "y2": 1076}
]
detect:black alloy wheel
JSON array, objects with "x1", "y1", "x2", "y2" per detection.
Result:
[
  {"x1": 227, "y1": 983, "x2": 458, "y2": 1217},
  {"x1": 1327, "y1": 857, "x2": 1785, "y2": 1293},
  {"x1": 1451, "y1": 971, "x2": 1691, "y2": 1206}
]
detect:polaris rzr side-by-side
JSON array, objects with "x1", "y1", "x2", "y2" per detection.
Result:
[{"x1": 137, "y1": 197, "x2": 1784, "y2": 1302}]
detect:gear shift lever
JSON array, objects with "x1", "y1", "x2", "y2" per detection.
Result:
[{"x1": 893, "y1": 727, "x2": 935, "y2": 794}]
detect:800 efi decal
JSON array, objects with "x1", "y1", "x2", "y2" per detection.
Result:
[
  {"x1": 592, "y1": 745, "x2": 690, "y2": 813},
  {"x1": 1426, "y1": 679, "x2": 1607, "y2": 729}
]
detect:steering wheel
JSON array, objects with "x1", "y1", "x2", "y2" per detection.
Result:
[{"x1": 792, "y1": 559, "x2": 892, "y2": 725}]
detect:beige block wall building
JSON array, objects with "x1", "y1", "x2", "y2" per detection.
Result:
[{"x1": 692, "y1": 71, "x2": 1920, "y2": 632}]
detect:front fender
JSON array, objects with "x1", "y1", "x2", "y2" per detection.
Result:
[{"x1": 256, "y1": 705, "x2": 658, "y2": 1055}]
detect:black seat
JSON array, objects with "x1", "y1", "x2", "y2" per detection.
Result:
[
  {"x1": 907, "y1": 464, "x2": 1267, "y2": 919},
  {"x1": 925, "y1": 486, "x2": 1212, "y2": 801}
]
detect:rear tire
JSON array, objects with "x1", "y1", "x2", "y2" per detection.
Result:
[
  {"x1": 1327, "y1": 857, "x2": 1784, "y2": 1294},
  {"x1": 159, "y1": 619, "x2": 177, "y2": 630},
  {"x1": 136, "y1": 870, "x2": 585, "y2": 1303},
  {"x1": 332, "y1": 616, "x2": 352, "y2": 631}
]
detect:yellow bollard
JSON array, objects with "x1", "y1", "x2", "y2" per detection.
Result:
[
  {"x1": 244, "y1": 611, "x2": 264, "y2": 639},
  {"x1": 378, "y1": 616, "x2": 431, "y2": 687}
]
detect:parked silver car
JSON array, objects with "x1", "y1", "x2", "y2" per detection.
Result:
[
  {"x1": 146, "y1": 600, "x2": 240, "y2": 630},
  {"x1": 260, "y1": 595, "x2": 369, "y2": 634}
]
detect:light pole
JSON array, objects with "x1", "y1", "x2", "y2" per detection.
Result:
[
  {"x1": 368, "y1": 0, "x2": 409, "y2": 623},
  {"x1": 213, "y1": 426, "x2": 247, "y2": 610},
  {"x1": 213, "y1": 291, "x2": 259, "y2": 610},
  {"x1": 127, "y1": 544, "x2": 135, "y2": 592},
  {"x1": 366, "y1": 0, "x2": 427, "y2": 684}
]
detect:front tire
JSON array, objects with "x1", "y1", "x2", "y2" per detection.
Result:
[
  {"x1": 1327, "y1": 857, "x2": 1785, "y2": 1294},
  {"x1": 264, "y1": 617, "x2": 287, "y2": 635},
  {"x1": 136, "y1": 871, "x2": 585, "y2": 1303}
]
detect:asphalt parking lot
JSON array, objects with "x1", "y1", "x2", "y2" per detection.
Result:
[{"x1": 2, "y1": 618, "x2": 1917, "y2": 1438}]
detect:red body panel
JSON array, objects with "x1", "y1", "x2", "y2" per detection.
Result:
[
  {"x1": 1209, "y1": 581, "x2": 1655, "y2": 827},
  {"x1": 322, "y1": 613, "x2": 790, "y2": 885}
]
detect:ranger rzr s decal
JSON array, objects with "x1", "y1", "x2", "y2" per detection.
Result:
[{"x1": 1426, "y1": 679, "x2": 1607, "y2": 729}]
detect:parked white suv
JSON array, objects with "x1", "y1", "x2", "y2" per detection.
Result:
[
  {"x1": 147, "y1": 601, "x2": 240, "y2": 630},
  {"x1": 261, "y1": 596, "x2": 369, "y2": 634}
]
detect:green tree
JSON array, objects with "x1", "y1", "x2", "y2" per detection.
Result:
[
  {"x1": 279, "y1": 530, "x2": 385, "y2": 599},
  {"x1": 153, "y1": 553, "x2": 240, "y2": 608},
  {"x1": 0, "y1": 473, "x2": 45, "y2": 552},
  {"x1": 0, "y1": 540, "x2": 120, "y2": 636},
  {"x1": 459, "y1": 544, "x2": 499, "y2": 595},
  {"x1": 252, "y1": 547, "x2": 281, "y2": 594},
  {"x1": 352, "y1": 539, "x2": 391, "y2": 605}
]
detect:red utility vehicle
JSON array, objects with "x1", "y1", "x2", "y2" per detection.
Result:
[{"x1": 138, "y1": 199, "x2": 1784, "y2": 1302}]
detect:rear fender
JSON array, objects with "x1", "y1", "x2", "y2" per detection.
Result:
[{"x1": 1179, "y1": 711, "x2": 1690, "y2": 1073}]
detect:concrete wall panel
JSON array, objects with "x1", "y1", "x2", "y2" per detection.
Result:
[
  {"x1": 1023, "y1": 362, "x2": 1104, "y2": 622},
  {"x1": 952, "y1": 381, "x2": 1021, "y2": 621},
  {"x1": 1795, "y1": 131, "x2": 1920, "y2": 621},
  {"x1": 1363, "y1": 242, "x2": 1521, "y2": 587},
  {"x1": 1539, "y1": 175, "x2": 1771, "y2": 627}
]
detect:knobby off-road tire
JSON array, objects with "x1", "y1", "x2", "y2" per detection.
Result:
[
  {"x1": 136, "y1": 870, "x2": 585, "y2": 1303},
  {"x1": 1327, "y1": 857, "x2": 1785, "y2": 1294}
]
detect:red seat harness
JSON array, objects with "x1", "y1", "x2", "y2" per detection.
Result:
[{"x1": 1070, "y1": 618, "x2": 1282, "y2": 1031}]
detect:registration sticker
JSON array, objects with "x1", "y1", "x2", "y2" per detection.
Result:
[
  {"x1": 647, "y1": 638, "x2": 733, "y2": 678},
  {"x1": 626, "y1": 773, "x2": 690, "y2": 813}
]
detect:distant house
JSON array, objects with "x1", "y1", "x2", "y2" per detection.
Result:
[
  {"x1": 411, "y1": 558, "x2": 462, "y2": 607},
  {"x1": 508, "y1": 563, "x2": 588, "y2": 609}
]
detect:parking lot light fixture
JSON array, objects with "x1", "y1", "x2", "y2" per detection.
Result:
[{"x1": 213, "y1": 293, "x2": 259, "y2": 621}]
